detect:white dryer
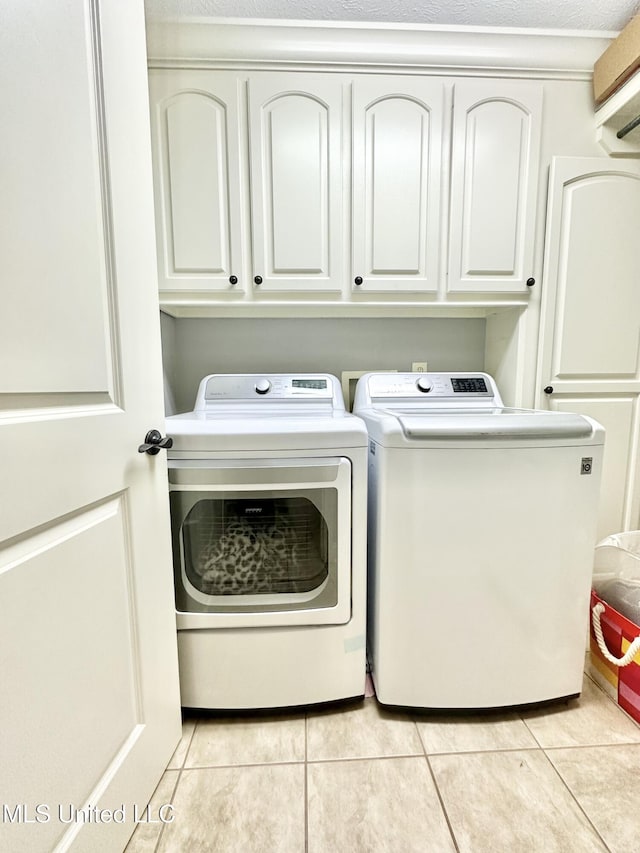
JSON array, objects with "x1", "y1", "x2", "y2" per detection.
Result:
[
  {"x1": 354, "y1": 372, "x2": 605, "y2": 709},
  {"x1": 166, "y1": 374, "x2": 368, "y2": 710}
]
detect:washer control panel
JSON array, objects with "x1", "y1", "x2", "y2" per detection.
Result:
[{"x1": 360, "y1": 372, "x2": 501, "y2": 406}]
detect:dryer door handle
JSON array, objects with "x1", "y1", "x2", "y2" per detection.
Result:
[{"x1": 138, "y1": 429, "x2": 173, "y2": 455}]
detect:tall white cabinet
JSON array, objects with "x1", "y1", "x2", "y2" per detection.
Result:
[{"x1": 537, "y1": 157, "x2": 640, "y2": 539}]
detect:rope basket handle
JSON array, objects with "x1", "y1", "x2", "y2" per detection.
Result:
[{"x1": 592, "y1": 601, "x2": 640, "y2": 667}]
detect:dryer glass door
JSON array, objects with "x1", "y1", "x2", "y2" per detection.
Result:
[{"x1": 168, "y1": 457, "x2": 351, "y2": 628}]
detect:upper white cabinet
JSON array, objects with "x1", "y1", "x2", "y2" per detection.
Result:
[
  {"x1": 351, "y1": 77, "x2": 542, "y2": 296},
  {"x1": 351, "y1": 78, "x2": 446, "y2": 293},
  {"x1": 149, "y1": 70, "x2": 246, "y2": 294},
  {"x1": 149, "y1": 70, "x2": 345, "y2": 297},
  {"x1": 148, "y1": 68, "x2": 543, "y2": 308},
  {"x1": 145, "y1": 19, "x2": 611, "y2": 316},
  {"x1": 248, "y1": 74, "x2": 345, "y2": 292},
  {"x1": 448, "y1": 80, "x2": 542, "y2": 293}
]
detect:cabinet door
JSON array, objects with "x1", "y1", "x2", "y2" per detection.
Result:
[
  {"x1": 448, "y1": 80, "x2": 542, "y2": 293},
  {"x1": 352, "y1": 77, "x2": 445, "y2": 292},
  {"x1": 248, "y1": 74, "x2": 345, "y2": 292},
  {"x1": 537, "y1": 157, "x2": 640, "y2": 538},
  {"x1": 148, "y1": 70, "x2": 246, "y2": 293}
]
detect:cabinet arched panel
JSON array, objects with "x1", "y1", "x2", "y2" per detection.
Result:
[
  {"x1": 148, "y1": 71, "x2": 245, "y2": 293},
  {"x1": 249, "y1": 76, "x2": 345, "y2": 291},
  {"x1": 352, "y1": 78, "x2": 445, "y2": 292},
  {"x1": 552, "y1": 172, "x2": 640, "y2": 379},
  {"x1": 448, "y1": 81, "x2": 542, "y2": 293},
  {"x1": 165, "y1": 92, "x2": 230, "y2": 273},
  {"x1": 263, "y1": 93, "x2": 328, "y2": 274}
]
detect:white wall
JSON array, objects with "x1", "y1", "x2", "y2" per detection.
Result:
[
  {"x1": 160, "y1": 310, "x2": 178, "y2": 414},
  {"x1": 161, "y1": 315, "x2": 486, "y2": 413}
]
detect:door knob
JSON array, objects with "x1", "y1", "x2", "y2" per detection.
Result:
[
  {"x1": 543, "y1": 386, "x2": 554, "y2": 395},
  {"x1": 138, "y1": 429, "x2": 173, "y2": 455}
]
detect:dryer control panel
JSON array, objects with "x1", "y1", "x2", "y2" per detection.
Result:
[{"x1": 195, "y1": 374, "x2": 345, "y2": 410}]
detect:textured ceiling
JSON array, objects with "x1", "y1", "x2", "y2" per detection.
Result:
[{"x1": 144, "y1": 0, "x2": 640, "y2": 32}]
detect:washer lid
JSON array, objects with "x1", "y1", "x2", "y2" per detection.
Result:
[
  {"x1": 395, "y1": 408, "x2": 594, "y2": 440},
  {"x1": 357, "y1": 406, "x2": 604, "y2": 448}
]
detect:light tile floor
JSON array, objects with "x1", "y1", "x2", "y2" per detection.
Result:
[{"x1": 126, "y1": 666, "x2": 640, "y2": 853}]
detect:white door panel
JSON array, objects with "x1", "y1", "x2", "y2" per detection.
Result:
[
  {"x1": 248, "y1": 74, "x2": 345, "y2": 291},
  {"x1": 1, "y1": 7, "x2": 112, "y2": 394},
  {"x1": 352, "y1": 77, "x2": 445, "y2": 292},
  {"x1": 0, "y1": 2, "x2": 180, "y2": 851},
  {"x1": 149, "y1": 70, "x2": 245, "y2": 293},
  {"x1": 549, "y1": 397, "x2": 639, "y2": 541},
  {"x1": 448, "y1": 80, "x2": 542, "y2": 293},
  {"x1": 550, "y1": 173, "x2": 640, "y2": 379}
]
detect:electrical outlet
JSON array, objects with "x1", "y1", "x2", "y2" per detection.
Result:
[{"x1": 412, "y1": 362, "x2": 428, "y2": 372}]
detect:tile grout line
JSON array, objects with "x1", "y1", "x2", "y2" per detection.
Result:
[
  {"x1": 178, "y1": 758, "x2": 307, "y2": 771},
  {"x1": 540, "y1": 747, "x2": 614, "y2": 853},
  {"x1": 153, "y1": 717, "x2": 199, "y2": 853},
  {"x1": 152, "y1": 768, "x2": 181, "y2": 853},
  {"x1": 543, "y1": 740, "x2": 640, "y2": 751},
  {"x1": 415, "y1": 722, "x2": 461, "y2": 853},
  {"x1": 304, "y1": 712, "x2": 309, "y2": 853}
]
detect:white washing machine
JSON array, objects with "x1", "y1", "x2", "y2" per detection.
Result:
[
  {"x1": 166, "y1": 373, "x2": 368, "y2": 710},
  {"x1": 353, "y1": 372, "x2": 605, "y2": 709}
]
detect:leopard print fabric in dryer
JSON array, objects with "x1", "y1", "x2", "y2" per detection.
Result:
[{"x1": 196, "y1": 509, "x2": 302, "y2": 595}]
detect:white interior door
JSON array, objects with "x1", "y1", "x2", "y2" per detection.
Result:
[
  {"x1": 536, "y1": 156, "x2": 640, "y2": 539},
  {"x1": 0, "y1": 2, "x2": 181, "y2": 851}
]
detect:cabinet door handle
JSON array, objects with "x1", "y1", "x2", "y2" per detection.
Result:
[
  {"x1": 543, "y1": 386, "x2": 554, "y2": 395},
  {"x1": 229, "y1": 275, "x2": 238, "y2": 285},
  {"x1": 526, "y1": 277, "x2": 536, "y2": 287},
  {"x1": 254, "y1": 275, "x2": 263, "y2": 285},
  {"x1": 354, "y1": 276, "x2": 363, "y2": 286}
]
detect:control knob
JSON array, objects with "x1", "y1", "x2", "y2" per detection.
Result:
[
  {"x1": 255, "y1": 379, "x2": 271, "y2": 395},
  {"x1": 416, "y1": 376, "x2": 432, "y2": 393}
]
